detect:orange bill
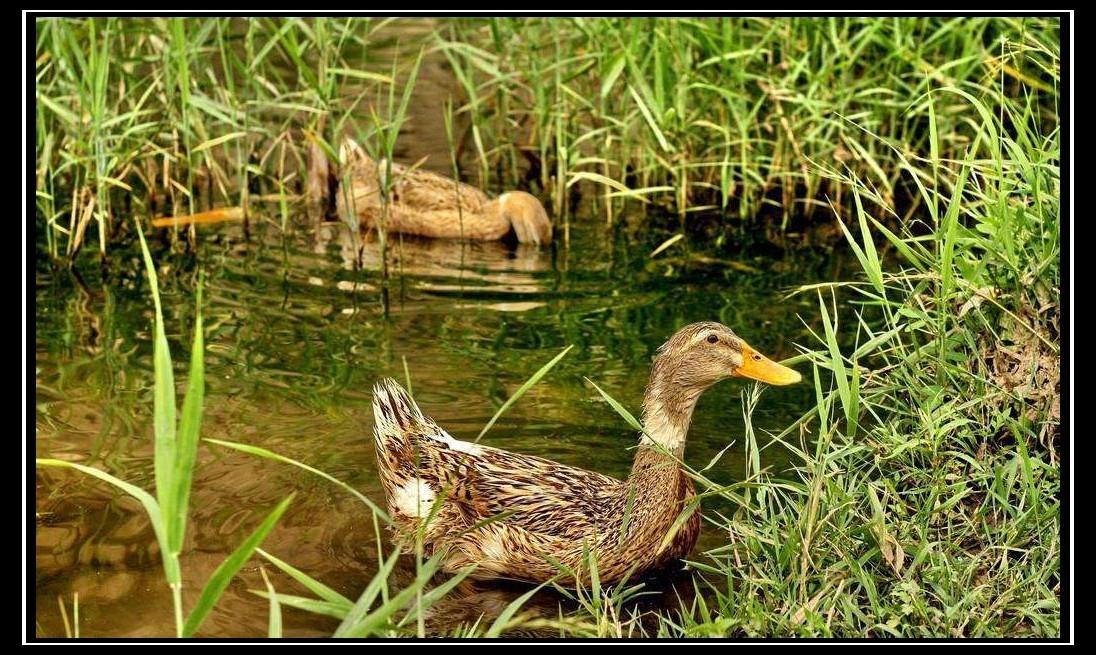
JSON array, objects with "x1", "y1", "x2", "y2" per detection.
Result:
[
  {"x1": 151, "y1": 206, "x2": 246, "y2": 229},
  {"x1": 733, "y1": 343, "x2": 802, "y2": 385}
]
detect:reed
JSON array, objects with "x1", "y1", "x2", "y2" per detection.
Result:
[
  {"x1": 36, "y1": 222, "x2": 294, "y2": 637},
  {"x1": 34, "y1": 18, "x2": 405, "y2": 261},
  {"x1": 438, "y1": 17, "x2": 1059, "y2": 227},
  {"x1": 36, "y1": 17, "x2": 1059, "y2": 260}
]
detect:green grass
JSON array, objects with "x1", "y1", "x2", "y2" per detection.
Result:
[
  {"x1": 199, "y1": 109, "x2": 1062, "y2": 630},
  {"x1": 36, "y1": 17, "x2": 1060, "y2": 262},
  {"x1": 659, "y1": 51, "x2": 1057, "y2": 636},
  {"x1": 438, "y1": 17, "x2": 1059, "y2": 229},
  {"x1": 34, "y1": 17, "x2": 410, "y2": 261}
]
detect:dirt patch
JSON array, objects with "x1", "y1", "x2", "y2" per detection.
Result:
[{"x1": 979, "y1": 296, "x2": 1060, "y2": 461}]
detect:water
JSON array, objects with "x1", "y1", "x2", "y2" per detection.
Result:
[
  {"x1": 34, "y1": 215, "x2": 850, "y2": 637},
  {"x1": 34, "y1": 21, "x2": 851, "y2": 636}
]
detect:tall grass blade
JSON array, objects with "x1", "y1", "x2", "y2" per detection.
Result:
[
  {"x1": 629, "y1": 84, "x2": 672, "y2": 153},
  {"x1": 36, "y1": 459, "x2": 166, "y2": 546},
  {"x1": 334, "y1": 550, "x2": 444, "y2": 637},
  {"x1": 135, "y1": 222, "x2": 178, "y2": 545},
  {"x1": 182, "y1": 494, "x2": 295, "y2": 637},
  {"x1": 817, "y1": 291, "x2": 854, "y2": 437},
  {"x1": 484, "y1": 580, "x2": 554, "y2": 637},
  {"x1": 167, "y1": 277, "x2": 204, "y2": 555},
  {"x1": 583, "y1": 377, "x2": 643, "y2": 432},
  {"x1": 259, "y1": 566, "x2": 283, "y2": 638},
  {"x1": 332, "y1": 548, "x2": 402, "y2": 636},
  {"x1": 476, "y1": 345, "x2": 574, "y2": 442},
  {"x1": 250, "y1": 592, "x2": 349, "y2": 620},
  {"x1": 256, "y1": 547, "x2": 353, "y2": 609}
]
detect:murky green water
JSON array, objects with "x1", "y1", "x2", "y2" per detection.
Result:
[
  {"x1": 35, "y1": 215, "x2": 849, "y2": 637},
  {"x1": 34, "y1": 20, "x2": 853, "y2": 636}
]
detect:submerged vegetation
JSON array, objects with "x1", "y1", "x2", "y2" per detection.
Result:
[
  {"x1": 34, "y1": 15, "x2": 1061, "y2": 639},
  {"x1": 38, "y1": 225, "x2": 296, "y2": 637}
]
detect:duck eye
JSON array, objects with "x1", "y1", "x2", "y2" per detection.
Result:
[{"x1": 706, "y1": 334, "x2": 719, "y2": 344}]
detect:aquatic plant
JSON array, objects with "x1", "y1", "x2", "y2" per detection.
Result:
[
  {"x1": 34, "y1": 18, "x2": 409, "y2": 261},
  {"x1": 438, "y1": 17, "x2": 1060, "y2": 230},
  {"x1": 36, "y1": 17, "x2": 1060, "y2": 263},
  {"x1": 36, "y1": 223, "x2": 294, "y2": 637}
]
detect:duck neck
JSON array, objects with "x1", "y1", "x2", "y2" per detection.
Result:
[
  {"x1": 635, "y1": 364, "x2": 703, "y2": 459},
  {"x1": 624, "y1": 368, "x2": 701, "y2": 519}
]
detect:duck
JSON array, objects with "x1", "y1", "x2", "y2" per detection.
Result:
[
  {"x1": 335, "y1": 139, "x2": 552, "y2": 245},
  {"x1": 370, "y1": 322, "x2": 802, "y2": 586}
]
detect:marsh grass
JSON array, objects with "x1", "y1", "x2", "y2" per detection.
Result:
[
  {"x1": 656, "y1": 56, "x2": 1058, "y2": 636},
  {"x1": 204, "y1": 438, "x2": 482, "y2": 637},
  {"x1": 34, "y1": 17, "x2": 413, "y2": 262},
  {"x1": 438, "y1": 17, "x2": 1059, "y2": 229},
  {"x1": 36, "y1": 16, "x2": 1059, "y2": 260}
]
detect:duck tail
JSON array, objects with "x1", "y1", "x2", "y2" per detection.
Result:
[
  {"x1": 371, "y1": 378, "x2": 427, "y2": 451},
  {"x1": 500, "y1": 191, "x2": 553, "y2": 245},
  {"x1": 371, "y1": 378, "x2": 445, "y2": 525}
]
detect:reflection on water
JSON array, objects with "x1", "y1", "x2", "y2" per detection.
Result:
[{"x1": 35, "y1": 215, "x2": 849, "y2": 637}]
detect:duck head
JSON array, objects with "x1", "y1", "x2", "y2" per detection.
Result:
[
  {"x1": 499, "y1": 191, "x2": 553, "y2": 246},
  {"x1": 653, "y1": 321, "x2": 802, "y2": 391},
  {"x1": 641, "y1": 322, "x2": 801, "y2": 452}
]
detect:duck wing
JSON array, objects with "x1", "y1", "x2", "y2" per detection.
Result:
[
  {"x1": 371, "y1": 378, "x2": 623, "y2": 539},
  {"x1": 386, "y1": 163, "x2": 491, "y2": 214}
]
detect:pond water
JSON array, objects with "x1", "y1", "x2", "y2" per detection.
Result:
[
  {"x1": 34, "y1": 21, "x2": 853, "y2": 637},
  {"x1": 35, "y1": 214, "x2": 849, "y2": 637}
]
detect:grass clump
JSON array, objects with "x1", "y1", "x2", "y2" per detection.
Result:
[
  {"x1": 36, "y1": 17, "x2": 1061, "y2": 262},
  {"x1": 34, "y1": 17, "x2": 411, "y2": 262},
  {"x1": 438, "y1": 17, "x2": 1060, "y2": 230},
  {"x1": 651, "y1": 55, "x2": 1060, "y2": 637}
]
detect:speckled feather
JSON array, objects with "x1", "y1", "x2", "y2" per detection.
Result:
[
  {"x1": 366, "y1": 322, "x2": 790, "y2": 585},
  {"x1": 337, "y1": 139, "x2": 552, "y2": 244},
  {"x1": 371, "y1": 378, "x2": 700, "y2": 585}
]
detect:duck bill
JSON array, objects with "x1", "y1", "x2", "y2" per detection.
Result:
[{"x1": 733, "y1": 343, "x2": 802, "y2": 385}]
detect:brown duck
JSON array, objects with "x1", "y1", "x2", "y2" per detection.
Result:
[
  {"x1": 336, "y1": 139, "x2": 552, "y2": 245},
  {"x1": 371, "y1": 322, "x2": 801, "y2": 585}
]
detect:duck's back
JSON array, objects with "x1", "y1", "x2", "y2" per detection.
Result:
[
  {"x1": 371, "y1": 379, "x2": 623, "y2": 551},
  {"x1": 338, "y1": 141, "x2": 490, "y2": 219},
  {"x1": 371, "y1": 378, "x2": 700, "y2": 583},
  {"x1": 387, "y1": 163, "x2": 491, "y2": 214}
]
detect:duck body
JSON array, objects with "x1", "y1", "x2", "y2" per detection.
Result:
[
  {"x1": 371, "y1": 322, "x2": 801, "y2": 586},
  {"x1": 337, "y1": 140, "x2": 552, "y2": 245},
  {"x1": 372, "y1": 378, "x2": 699, "y2": 584}
]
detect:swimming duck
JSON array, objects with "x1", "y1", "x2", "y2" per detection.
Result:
[
  {"x1": 336, "y1": 139, "x2": 552, "y2": 245},
  {"x1": 371, "y1": 322, "x2": 801, "y2": 586}
]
